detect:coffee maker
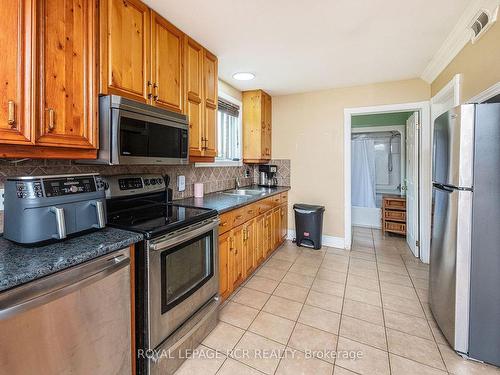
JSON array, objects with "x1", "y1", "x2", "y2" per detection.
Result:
[{"x1": 258, "y1": 165, "x2": 278, "y2": 188}]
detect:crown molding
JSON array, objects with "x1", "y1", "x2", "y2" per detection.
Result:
[
  {"x1": 421, "y1": 0, "x2": 500, "y2": 84},
  {"x1": 468, "y1": 81, "x2": 500, "y2": 103}
]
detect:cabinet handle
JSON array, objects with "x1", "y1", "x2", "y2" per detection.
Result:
[
  {"x1": 221, "y1": 222, "x2": 228, "y2": 227},
  {"x1": 235, "y1": 215, "x2": 243, "y2": 220},
  {"x1": 8, "y1": 100, "x2": 16, "y2": 127},
  {"x1": 147, "y1": 81, "x2": 153, "y2": 99},
  {"x1": 47, "y1": 109, "x2": 55, "y2": 131},
  {"x1": 153, "y1": 83, "x2": 159, "y2": 101}
]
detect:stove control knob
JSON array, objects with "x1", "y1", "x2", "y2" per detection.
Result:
[
  {"x1": 151, "y1": 179, "x2": 157, "y2": 185},
  {"x1": 144, "y1": 179, "x2": 150, "y2": 186}
]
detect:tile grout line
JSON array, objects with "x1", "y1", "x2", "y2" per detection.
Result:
[
  {"x1": 215, "y1": 243, "x2": 292, "y2": 375},
  {"x1": 272, "y1": 245, "x2": 330, "y2": 374},
  {"x1": 334, "y1": 234, "x2": 352, "y2": 374},
  {"x1": 400, "y1": 247, "x2": 451, "y2": 374},
  {"x1": 370, "y1": 228, "x2": 393, "y2": 375},
  {"x1": 375, "y1": 230, "x2": 452, "y2": 374}
]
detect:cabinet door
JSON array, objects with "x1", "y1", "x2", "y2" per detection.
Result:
[
  {"x1": 185, "y1": 37, "x2": 204, "y2": 158},
  {"x1": 151, "y1": 13, "x2": 183, "y2": 113},
  {"x1": 255, "y1": 214, "x2": 266, "y2": 266},
  {"x1": 263, "y1": 92, "x2": 272, "y2": 160},
  {"x1": 0, "y1": 0, "x2": 32, "y2": 145},
  {"x1": 272, "y1": 207, "x2": 281, "y2": 250},
  {"x1": 203, "y1": 50, "x2": 218, "y2": 157},
  {"x1": 281, "y1": 203, "x2": 288, "y2": 242},
  {"x1": 231, "y1": 226, "x2": 245, "y2": 288},
  {"x1": 243, "y1": 219, "x2": 256, "y2": 275},
  {"x1": 36, "y1": 0, "x2": 97, "y2": 148},
  {"x1": 100, "y1": 0, "x2": 150, "y2": 103},
  {"x1": 264, "y1": 212, "x2": 273, "y2": 257},
  {"x1": 218, "y1": 232, "x2": 232, "y2": 301}
]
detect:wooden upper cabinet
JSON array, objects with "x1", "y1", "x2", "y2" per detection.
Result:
[
  {"x1": 100, "y1": 0, "x2": 151, "y2": 103},
  {"x1": 263, "y1": 92, "x2": 272, "y2": 159},
  {"x1": 151, "y1": 12, "x2": 184, "y2": 113},
  {"x1": 243, "y1": 89, "x2": 272, "y2": 163},
  {"x1": 184, "y1": 36, "x2": 204, "y2": 158},
  {"x1": 35, "y1": 0, "x2": 97, "y2": 149},
  {"x1": 203, "y1": 50, "x2": 218, "y2": 157},
  {"x1": 0, "y1": 0, "x2": 32, "y2": 145},
  {"x1": 185, "y1": 37, "x2": 218, "y2": 162}
]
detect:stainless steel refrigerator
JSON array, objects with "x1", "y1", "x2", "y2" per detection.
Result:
[{"x1": 430, "y1": 103, "x2": 500, "y2": 366}]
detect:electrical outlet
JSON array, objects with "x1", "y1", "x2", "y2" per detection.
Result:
[{"x1": 0, "y1": 188, "x2": 4, "y2": 211}]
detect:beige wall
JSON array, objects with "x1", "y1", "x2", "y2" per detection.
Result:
[
  {"x1": 218, "y1": 79, "x2": 242, "y2": 100},
  {"x1": 431, "y1": 21, "x2": 500, "y2": 101},
  {"x1": 272, "y1": 79, "x2": 430, "y2": 239}
]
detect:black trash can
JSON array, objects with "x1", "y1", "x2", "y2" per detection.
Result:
[{"x1": 293, "y1": 203, "x2": 325, "y2": 249}]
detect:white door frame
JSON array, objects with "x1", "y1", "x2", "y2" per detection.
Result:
[{"x1": 344, "y1": 101, "x2": 431, "y2": 263}]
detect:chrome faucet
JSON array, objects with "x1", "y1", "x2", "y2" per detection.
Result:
[{"x1": 235, "y1": 177, "x2": 241, "y2": 189}]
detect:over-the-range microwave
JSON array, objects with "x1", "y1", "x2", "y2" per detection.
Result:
[{"x1": 80, "y1": 95, "x2": 189, "y2": 165}]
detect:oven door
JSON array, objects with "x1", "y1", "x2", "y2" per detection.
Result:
[
  {"x1": 111, "y1": 108, "x2": 189, "y2": 165},
  {"x1": 147, "y1": 218, "x2": 219, "y2": 349}
]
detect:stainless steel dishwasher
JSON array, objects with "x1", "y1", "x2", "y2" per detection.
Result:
[{"x1": 0, "y1": 247, "x2": 132, "y2": 375}]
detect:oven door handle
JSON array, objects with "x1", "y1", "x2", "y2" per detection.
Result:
[{"x1": 149, "y1": 218, "x2": 220, "y2": 251}]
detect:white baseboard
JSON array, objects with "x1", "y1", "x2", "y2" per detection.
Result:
[{"x1": 287, "y1": 229, "x2": 346, "y2": 249}]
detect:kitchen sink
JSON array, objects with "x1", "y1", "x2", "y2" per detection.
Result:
[{"x1": 221, "y1": 189, "x2": 266, "y2": 196}]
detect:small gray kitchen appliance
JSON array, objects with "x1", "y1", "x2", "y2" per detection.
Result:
[
  {"x1": 258, "y1": 164, "x2": 278, "y2": 187},
  {"x1": 3, "y1": 174, "x2": 106, "y2": 245}
]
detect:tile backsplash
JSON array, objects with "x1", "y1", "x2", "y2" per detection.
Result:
[{"x1": 0, "y1": 159, "x2": 290, "y2": 230}]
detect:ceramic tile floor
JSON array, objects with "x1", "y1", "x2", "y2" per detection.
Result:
[{"x1": 175, "y1": 227, "x2": 500, "y2": 375}]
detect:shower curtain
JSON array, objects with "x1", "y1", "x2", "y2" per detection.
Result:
[{"x1": 351, "y1": 137, "x2": 376, "y2": 208}]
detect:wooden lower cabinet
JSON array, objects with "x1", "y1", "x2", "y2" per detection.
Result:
[
  {"x1": 231, "y1": 225, "x2": 245, "y2": 289},
  {"x1": 272, "y1": 207, "x2": 281, "y2": 250},
  {"x1": 219, "y1": 193, "x2": 289, "y2": 301},
  {"x1": 243, "y1": 219, "x2": 256, "y2": 275},
  {"x1": 218, "y1": 231, "x2": 232, "y2": 301},
  {"x1": 280, "y1": 204, "x2": 288, "y2": 242}
]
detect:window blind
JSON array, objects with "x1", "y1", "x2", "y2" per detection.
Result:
[{"x1": 218, "y1": 98, "x2": 240, "y2": 118}]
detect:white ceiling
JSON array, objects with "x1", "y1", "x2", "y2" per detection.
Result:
[{"x1": 144, "y1": 0, "x2": 470, "y2": 95}]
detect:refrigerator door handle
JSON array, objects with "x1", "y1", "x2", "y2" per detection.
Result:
[{"x1": 433, "y1": 183, "x2": 455, "y2": 193}]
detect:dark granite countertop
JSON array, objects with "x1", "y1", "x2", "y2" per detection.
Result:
[
  {"x1": 0, "y1": 228, "x2": 143, "y2": 292},
  {"x1": 174, "y1": 185, "x2": 291, "y2": 214}
]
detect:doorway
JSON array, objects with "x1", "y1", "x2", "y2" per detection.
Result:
[{"x1": 344, "y1": 101, "x2": 431, "y2": 262}]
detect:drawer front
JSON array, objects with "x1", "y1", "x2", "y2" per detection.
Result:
[
  {"x1": 258, "y1": 197, "x2": 273, "y2": 214},
  {"x1": 384, "y1": 221, "x2": 406, "y2": 233},
  {"x1": 280, "y1": 192, "x2": 288, "y2": 201},
  {"x1": 384, "y1": 199, "x2": 406, "y2": 210},
  {"x1": 219, "y1": 211, "x2": 234, "y2": 234},
  {"x1": 243, "y1": 203, "x2": 258, "y2": 221},
  {"x1": 232, "y1": 208, "x2": 247, "y2": 227},
  {"x1": 384, "y1": 210, "x2": 406, "y2": 222},
  {"x1": 271, "y1": 194, "x2": 281, "y2": 206}
]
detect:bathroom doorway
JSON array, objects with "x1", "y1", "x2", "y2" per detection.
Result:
[
  {"x1": 344, "y1": 102, "x2": 431, "y2": 261},
  {"x1": 351, "y1": 125, "x2": 406, "y2": 229}
]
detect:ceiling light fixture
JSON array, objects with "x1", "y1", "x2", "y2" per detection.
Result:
[{"x1": 233, "y1": 72, "x2": 255, "y2": 81}]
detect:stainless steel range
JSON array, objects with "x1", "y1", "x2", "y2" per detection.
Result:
[{"x1": 104, "y1": 174, "x2": 220, "y2": 375}]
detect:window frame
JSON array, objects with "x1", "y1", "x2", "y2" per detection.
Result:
[{"x1": 195, "y1": 91, "x2": 243, "y2": 168}]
